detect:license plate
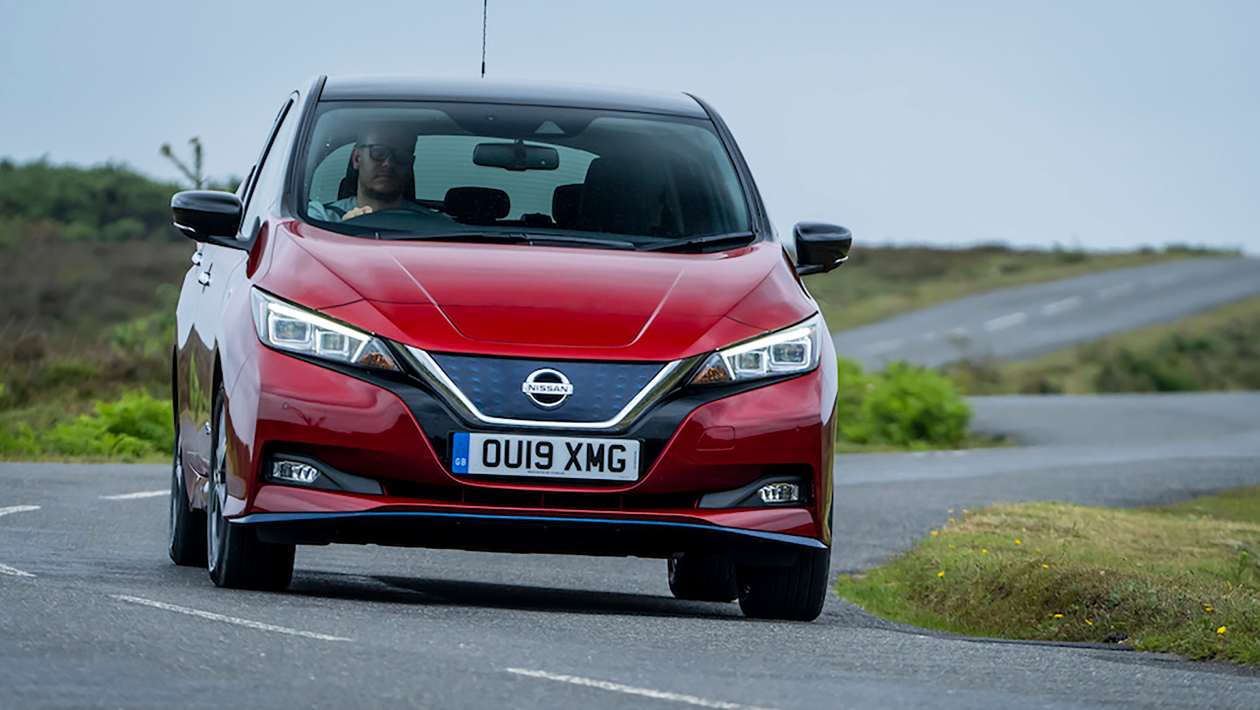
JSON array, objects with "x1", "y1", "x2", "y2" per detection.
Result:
[{"x1": 451, "y1": 432, "x2": 639, "y2": 481}]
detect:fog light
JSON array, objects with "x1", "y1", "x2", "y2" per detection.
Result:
[
  {"x1": 273, "y1": 460, "x2": 320, "y2": 484},
  {"x1": 757, "y1": 482, "x2": 800, "y2": 504}
]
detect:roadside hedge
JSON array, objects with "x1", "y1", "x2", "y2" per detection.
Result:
[{"x1": 837, "y1": 357, "x2": 972, "y2": 449}]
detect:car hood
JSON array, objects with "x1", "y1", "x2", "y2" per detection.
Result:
[{"x1": 259, "y1": 221, "x2": 815, "y2": 361}]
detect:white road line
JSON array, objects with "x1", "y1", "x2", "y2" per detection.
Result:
[
  {"x1": 111, "y1": 595, "x2": 352, "y2": 642},
  {"x1": 0, "y1": 505, "x2": 40, "y2": 518},
  {"x1": 983, "y1": 312, "x2": 1027, "y2": 332},
  {"x1": 1097, "y1": 282, "x2": 1135, "y2": 299},
  {"x1": 100, "y1": 490, "x2": 167, "y2": 501},
  {"x1": 0, "y1": 563, "x2": 35, "y2": 578},
  {"x1": 863, "y1": 338, "x2": 903, "y2": 355},
  {"x1": 1040, "y1": 296, "x2": 1082, "y2": 317},
  {"x1": 505, "y1": 668, "x2": 777, "y2": 710}
]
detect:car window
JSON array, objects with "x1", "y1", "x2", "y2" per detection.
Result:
[
  {"x1": 239, "y1": 96, "x2": 298, "y2": 237},
  {"x1": 300, "y1": 102, "x2": 751, "y2": 247}
]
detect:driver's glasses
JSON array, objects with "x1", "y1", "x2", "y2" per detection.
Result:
[{"x1": 360, "y1": 144, "x2": 415, "y2": 166}]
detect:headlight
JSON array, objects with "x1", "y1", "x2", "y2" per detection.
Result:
[
  {"x1": 689, "y1": 313, "x2": 823, "y2": 385},
  {"x1": 250, "y1": 289, "x2": 399, "y2": 371}
]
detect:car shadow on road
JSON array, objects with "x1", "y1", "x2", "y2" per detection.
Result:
[{"x1": 284, "y1": 569, "x2": 746, "y2": 621}]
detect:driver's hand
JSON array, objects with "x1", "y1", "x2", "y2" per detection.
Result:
[{"x1": 342, "y1": 205, "x2": 374, "y2": 221}]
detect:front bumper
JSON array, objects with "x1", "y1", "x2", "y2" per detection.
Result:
[{"x1": 223, "y1": 334, "x2": 837, "y2": 551}]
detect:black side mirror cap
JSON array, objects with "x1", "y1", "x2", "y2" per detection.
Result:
[
  {"x1": 171, "y1": 190, "x2": 246, "y2": 249},
  {"x1": 793, "y1": 222, "x2": 853, "y2": 276}
]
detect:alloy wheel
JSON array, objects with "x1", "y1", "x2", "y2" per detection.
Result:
[{"x1": 206, "y1": 405, "x2": 227, "y2": 569}]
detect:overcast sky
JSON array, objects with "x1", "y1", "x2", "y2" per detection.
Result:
[{"x1": 2, "y1": 0, "x2": 1256, "y2": 252}]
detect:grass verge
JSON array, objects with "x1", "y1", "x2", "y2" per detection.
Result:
[
  {"x1": 947, "y1": 293, "x2": 1260, "y2": 394},
  {"x1": 836, "y1": 488, "x2": 1260, "y2": 664}
]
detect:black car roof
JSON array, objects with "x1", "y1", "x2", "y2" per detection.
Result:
[{"x1": 319, "y1": 76, "x2": 709, "y2": 118}]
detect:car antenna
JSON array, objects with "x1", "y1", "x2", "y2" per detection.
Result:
[{"x1": 480, "y1": 0, "x2": 488, "y2": 78}]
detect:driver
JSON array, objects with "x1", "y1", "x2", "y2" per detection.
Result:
[{"x1": 308, "y1": 125, "x2": 439, "y2": 222}]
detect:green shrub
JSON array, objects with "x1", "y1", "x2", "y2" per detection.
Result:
[
  {"x1": 837, "y1": 357, "x2": 973, "y2": 449},
  {"x1": 836, "y1": 356, "x2": 872, "y2": 425},
  {"x1": 0, "y1": 391, "x2": 172, "y2": 461},
  {"x1": 0, "y1": 422, "x2": 37, "y2": 457}
]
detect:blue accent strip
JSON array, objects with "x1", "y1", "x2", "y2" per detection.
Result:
[
  {"x1": 234, "y1": 509, "x2": 827, "y2": 549},
  {"x1": 451, "y1": 432, "x2": 470, "y2": 473}
]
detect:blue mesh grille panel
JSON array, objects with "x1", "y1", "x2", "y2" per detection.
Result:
[{"x1": 431, "y1": 354, "x2": 666, "y2": 422}]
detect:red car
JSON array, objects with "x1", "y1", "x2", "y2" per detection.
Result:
[{"x1": 167, "y1": 76, "x2": 851, "y2": 621}]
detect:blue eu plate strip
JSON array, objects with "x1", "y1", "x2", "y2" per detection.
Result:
[{"x1": 451, "y1": 432, "x2": 470, "y2": 473}]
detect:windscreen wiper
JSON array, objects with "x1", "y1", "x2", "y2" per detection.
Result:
[
  {"x1": 384, "y1": 232, "x2": 530, "y2": 244},
  {"x1": 386, "y1": 232, "x2": 636, "y2": 250},
  {"x1": 637, "y1": 232, "x2": 756, "y2": 253},
  {"x1": 519, "y1": 233, "x2": 636, "y2": 250}
]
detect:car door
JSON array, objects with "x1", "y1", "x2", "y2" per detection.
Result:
[{"x1": 181, "y1": 96, "x2": 297, "y2": 479}]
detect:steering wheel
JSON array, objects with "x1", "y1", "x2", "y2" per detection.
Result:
[{"x1": 341, "y1": 206, "x2": 453, "y2": 231}]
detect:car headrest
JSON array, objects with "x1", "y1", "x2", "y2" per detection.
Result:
[
  {"x1": 577, "y1": 156, "x2": 660, "y2": 235},
  {"x1": 444, "y1": 187, "x2": 510, "y2": 224},
  {"x1": 551, "y1": 184, "x2": 583, "y2": 228}
]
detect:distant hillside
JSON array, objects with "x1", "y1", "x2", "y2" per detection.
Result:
[
  {"x1": 0, "y1": 159, "x2": 184, "y2": 245},
  {"x1": 0, "y1": 159, "x2": 241, "y2": 247}
]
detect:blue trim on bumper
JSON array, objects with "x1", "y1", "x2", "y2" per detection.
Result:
[{"x1": 234, "y1": 510, "x2": 827, "y2": 549}]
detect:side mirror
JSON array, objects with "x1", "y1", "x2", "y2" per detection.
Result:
[
  {"x1": 793, "y1": 222, "x2": 852, "y2": 276},
  {"x1": 171, "y1": 190, "x2": 246, "y2": 249}
]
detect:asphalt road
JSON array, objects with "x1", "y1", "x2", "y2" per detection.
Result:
[
  {"x1": 832, "y1": 257, "x2": 1260, "y2": 368},
  {"x1": 3, "y1": 392, "x2": 1260, "y2": 709}
]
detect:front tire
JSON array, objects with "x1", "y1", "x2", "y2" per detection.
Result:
[
  {"x1": 737, "y1": 547, "x2": 830, "y2": 621},
  {"x1": 168, "y1": 423, "x2": 206, "y2": 567},
  {"x1": 667, "y1": 553, "x2": 737, "y2": 602},
  {"x1": 206, "y1": 387, "x2": 294, "y2": 591}
]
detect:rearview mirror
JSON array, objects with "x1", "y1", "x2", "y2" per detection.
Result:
[
  {"x1": 171, "y1": 190, "x2": 246, "y2": 249},
  {"x1": 473, "y1": 141, "x2": 559, "y2": 171},
  {"x1": 793, "y1": 222, "x2": 852, "y2": 276}
]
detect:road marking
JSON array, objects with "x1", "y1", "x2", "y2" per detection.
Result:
[
  {"x1": 0, "y1": 505, "x2": 40, "y2": 518},
  {"x1": 1040, "y1": 296, "x2": 1082, "y2": 316},
  {"x1": 0, "y1": 563, "x2": 35, "y2": 578},
  {"x1": 863, "y1": 338, "x2": 903, "y2": 355},
  {"x1": 100, "y1": 490, "x2": 166, "y2": 501},
  {"x1": 1097, "y1": 282, "x2": 1134, "y2": 299},
  {"x1": 505, "y1": 668, "x2": 776, "y2": 710},
  {"x1": 983, "y1": 312, "x2": 1027, "y2": 332},
  {"x1": 111, "y1": 595, "x2": 352, "y2": 642}
]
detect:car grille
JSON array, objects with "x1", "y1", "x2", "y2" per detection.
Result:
[{"x1": 429, "y1": 353, "x2": 666, "y2": 423}]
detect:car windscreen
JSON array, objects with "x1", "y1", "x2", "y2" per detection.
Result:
[{"x1": 298, "y1": 101, "x2": 752, "y2": 249}]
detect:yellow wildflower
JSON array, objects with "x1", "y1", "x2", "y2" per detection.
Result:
[
  {"x1": 1084, "y1": 619, "x2": 1094, "y2": 626},
  {"x1": 1217, "y1": 626, "x2": 1227, "y2": 635},
  {"x1": 1014, "y1": 538, "x2": 1022, "y2": 545},
  {"x1": 1053, "y1": 613, "x2": 1064, "y2": 619},
  {"x1": 1041, "y1": 564, "x2": 1050, "y2": 569},
  {"x1": 980, "y1": 548, "x2": 989, "y2": 555},
  {"x1": 937, "y1": 570, "x2": 945, "y2": 578},
  {"x1": 1204, "y1": 605, "x2": 1214, "y2": 613}
]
